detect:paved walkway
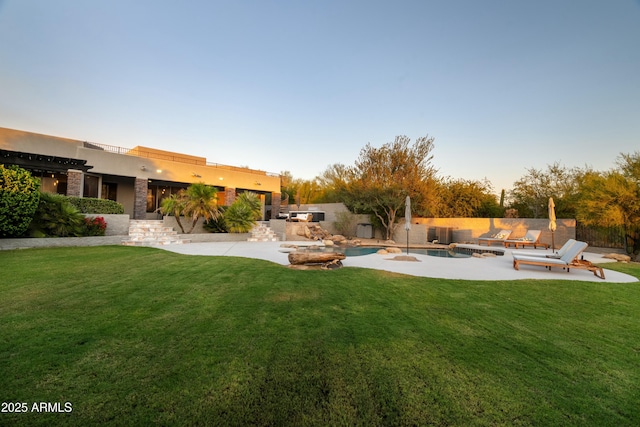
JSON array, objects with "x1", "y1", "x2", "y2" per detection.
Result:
[{"x1": 159, "y1": 241, "x2": 638, "y2": 283}]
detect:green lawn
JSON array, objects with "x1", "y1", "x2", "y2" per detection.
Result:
[{"x1": 1, "y1": 246, "x2": 639, "y2": 426}]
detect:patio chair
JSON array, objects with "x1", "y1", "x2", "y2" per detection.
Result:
[
  {"x1": 512, "y1": 241, "x2": 605, "y2": 279},
  {"x1": 477, "y1": 229, "x2": 512, "y2": 246},
  {"x1": 514, "y1": 239, "x2": 577, "y2": 259},
  {"x1": 503, "y1": 230, "x2": 548, "y2": 249}
]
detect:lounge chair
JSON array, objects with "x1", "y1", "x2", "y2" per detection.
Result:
[
  {"x1": 503, "y1": 230, "x2": 549, "y2": 249},
  {"x1": 512, "y1": 241, "x2": 605, "y2": 279},
  {"x1": 477, "y1": 230, "x2": 512, "y2": 246},
  {"x1": 514, "y1": 239, "x2": 576, "y2": 259}
]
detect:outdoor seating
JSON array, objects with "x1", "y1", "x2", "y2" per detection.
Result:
[
  {"x1": 515, "y1": 239, "x2": 577, "y2": 259},
  {"x1": 503, "y1": 230, "x2": 549, "y2": 249},
  {"x1": 291, "y1": 213, "x2": 312, "y2": 222},
  {"x1": 512, "y1": 241, "x2": 605, "y2": 279},
  {"x1": 477, "y1": 229, "x2": 512, "y2": 246}
]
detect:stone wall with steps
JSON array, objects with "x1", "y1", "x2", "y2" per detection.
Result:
[
  {"x1": 122, "y1": 220, "x2": 190, "y2": 246},
  {"x1": 248, "y1": 222, "x2": 279, "y2": 242}
]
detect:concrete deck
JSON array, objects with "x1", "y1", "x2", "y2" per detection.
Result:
[{"x1": 158, "y1": 241, "x2": 638, "y2": 283}]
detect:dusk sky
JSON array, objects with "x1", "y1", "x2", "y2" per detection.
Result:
[{"x1": 1, "y1": 0, "x2": 638, "y2": 193}]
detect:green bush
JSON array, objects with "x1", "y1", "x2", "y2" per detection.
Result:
[
  {"x1": 29, "y1": 193, "x2": 86, "y2": 237},
  {"x1": 203, "y1": 206, "x2": 229, "y2": 233},
  {"x1": 0, "y1": 165, "x2": 41, "y2": 237},
  {"x1": 67, "y1": 196, "x2": 124, "y2": 214}
]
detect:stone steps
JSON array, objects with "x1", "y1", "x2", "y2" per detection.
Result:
[
  {"x1": 248, "y1": 222, "x2": 279, "y2": 242},
  {"x1": 122, "y1": 220, "x2": 190, "y2": 246}
]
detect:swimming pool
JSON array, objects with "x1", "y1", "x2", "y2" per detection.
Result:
[{"x1": 324, "y1": 246, "x2": 472, "y2": 258}]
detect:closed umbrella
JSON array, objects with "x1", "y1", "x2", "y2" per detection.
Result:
[
  {"x1": 548, "y1": 197, "x2": 557, "y2": 251},
  {"x1": 404, "y1": 196, "x2": 411, "y2": 254}
]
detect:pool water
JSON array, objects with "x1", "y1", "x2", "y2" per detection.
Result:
[{"x1": 330, "y1": 246, "x2": 471, "y2": 258}]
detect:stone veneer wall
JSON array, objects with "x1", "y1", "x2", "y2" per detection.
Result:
[
  {"x1": 133, "y1": 178, "x2": 148, "y2": 220},
  {"x1": 66, "y1": 170, "x2": 83, "y2": 197}
]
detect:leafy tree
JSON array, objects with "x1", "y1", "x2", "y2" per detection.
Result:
[
  {"x1": 345, "y1": 135, "x2": 437, "y2": 240},
  {"x1": 575, "y1": 152, "x2": 640, "y2": 258},
  {"x1": 0, "y1": 165, "x2": 40, "y2": 237},
  {"x1": 509, "y1": 162, "x2": 582, "y2": 218},
  {"x1": 435, "y1": 178, "x2": 501, "y2": 218}
]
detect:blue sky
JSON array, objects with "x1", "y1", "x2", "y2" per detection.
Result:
[{"x1": 1, "y1": 0, "x2": 638, "y2": 193}]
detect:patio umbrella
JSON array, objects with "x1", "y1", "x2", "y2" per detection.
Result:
[
  {"x1": 548, "y1": 197, "x2": 557, "y2": 251},
  {"x1": 404, "y1": 196, "x2": 411, "y2": 254}
]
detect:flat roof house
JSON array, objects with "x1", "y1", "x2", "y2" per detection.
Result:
[{"x1": 0, "y1": 127, "x2": 283, "y2": 220}]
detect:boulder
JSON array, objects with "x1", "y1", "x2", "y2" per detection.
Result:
[
  {"x1": 602, "y1": 253, "x2": 631, "y2": 262},
  {"x1": 386, "y1": 247, "x2": 402, "y2": 254},
  {"x1": 377, "y1": 249, "x2": 388, "y2": 255},
  {"x1": 288, "y1": 251, "x2": 346, "y2": 265}
]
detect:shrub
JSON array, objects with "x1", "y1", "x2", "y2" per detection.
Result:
[
  {"x1": 333, "y1": 211, "x2": 357, "y2": 237},
  {"x1": 203, "y1": 206, "x2": 229, "y2": 233},
  {"x1": 0, "y1": 165, "x2": 41, "y2": 237},
  {"x1": 82, "y1": 216, "x2": 107, "y2": 236},
  {"x1": 67, "y1": 197, "x2": 124, "y2": 214},
  {"x1": 223, "y1": 193, "x2": 262, "y2": 233},
  {"x1": 29, "y1": 192, "x2": 86, "y2": 237}
]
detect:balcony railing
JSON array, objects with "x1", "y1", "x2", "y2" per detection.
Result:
[{"x1": 83, "y1": 141, "x2": 280, "y2": 177}]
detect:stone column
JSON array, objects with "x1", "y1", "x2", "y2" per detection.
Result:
[
  {"x1": 224, "y1": 187, "x2": 236, "y2": 206},
  {"x1": 271, "y1": 192, "x2": 281, "y2": 219},
  {"x1": 66, "y1": 169, "x2": 83, "y2": 197},
  {"x1": 133, "y1": 177, "x2": 148, "y2": 220}
]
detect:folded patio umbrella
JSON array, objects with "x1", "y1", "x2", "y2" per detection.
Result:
[{"x1": 549, "y1": 197, "x2": 557, "y2": 251}]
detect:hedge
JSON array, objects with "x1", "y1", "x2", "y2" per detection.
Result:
[
  {"x1": 66, "y1": 196, "x2": 125, "y2": 214},
  {"x1": 0, "y1": 165, "x2": 41, "y2": 237}
]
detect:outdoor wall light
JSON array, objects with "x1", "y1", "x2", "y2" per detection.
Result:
[
  {"x1": 192, "y1": 172, "x2": 201, "y2": 178},
  {"x1": 140, "y1": 166, "x2": 147, "y2": 171},
  {"x1": 255, "y1": 181, "x2": 262, "y2": 186},
  {"x1": 156, "y1": 169, "x2": 162, "y2": 173}
]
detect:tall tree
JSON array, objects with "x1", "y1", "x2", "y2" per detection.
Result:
[
  {"x1": 346, "y1": 135, "x2": 437, "y2": 240},
  {"x1": 576, "y1": 152, "x2": 640, "y2": 258},
  {"x1": 509, "y1": 162, "x2": 582, "y2": 218},
  {"x1": 435, "y1": 178, "x2": 501, "y2": 218}
]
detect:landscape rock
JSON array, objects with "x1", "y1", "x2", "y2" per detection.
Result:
[
  {"x1": 377, "y1": 249, "x2": 388, "y2": 255},
  {"x1": 602, "y1": 253, "x2": 631, "y2": 262},
  {"x1": 386, "y1": 247, "x2": 402, "y2": 254}
]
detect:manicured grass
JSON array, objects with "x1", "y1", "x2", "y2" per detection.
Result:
[{"x1": 1, "y1": 246, "x2": 639, "y2": 426}]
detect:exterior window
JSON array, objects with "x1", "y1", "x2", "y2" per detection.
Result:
[
  {"x1": 83, "y1": 175, "x2": 99, "y2": 198},
  {"x1": 40, "y1": 172, "x2": 68, "y2": 195},
  {"x1": 101, "y1": 183, "x2": 117, "y2": 201}
]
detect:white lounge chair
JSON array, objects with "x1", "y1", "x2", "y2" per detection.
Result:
[
  {"x1": 514, "y1": 239, "x2": 577, "y2": 259},
  {"x1": 512, "y1": 241, "x2": 604, "y2": 279},
  {"x1": 503, "y1": 230, "x2": 548, "y2": 249},
  {"x1": 478, "y1": 229, "x2": 512, "y2": 246}
]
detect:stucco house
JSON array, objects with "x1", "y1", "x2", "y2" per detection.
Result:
[{"x1": 0, "y1": 127, "x2": 282, "y2": 220}]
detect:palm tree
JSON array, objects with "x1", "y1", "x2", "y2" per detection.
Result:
[
  {"x1": 224, "y1": 192, "x2": 262, "y2": 233},
  {"x1": 182, "y1": 183, "x2": 221, "y2": 233},
  {"x1": 158, "y1": 192, "x2": 187, "y2": 233}
]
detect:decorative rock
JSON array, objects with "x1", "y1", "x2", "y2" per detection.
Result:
[
  {"x1": 385, "y1": 240, "x2": 396, "y2": 245},
  {"x1": 472, "y1": 253, "x2": 483, "y2": 258},
  {"x1": 386, "y1": 247, "x2": 402, "y2": 254},
  {"x1": 288, "y1": 251, "x2": 346, "y2": 265},
  {"x1": 377, "y1": 249, "x2": 388, "y2": 254},
  {"x1": 481, "y1": 252, "x2": 497, "y2": 257},
  {"x1": 602, "y1": 253, "x2": 631, "y2": 262},
  {"x1": 323, "y1": 239, "x2": 335, "y2": 246},
  {"x1": 331, "y1": 234, "x2": 347, "y2": 243},
  {"x1": 280, "y1": 243, "x2": 298, "y2": 248}
]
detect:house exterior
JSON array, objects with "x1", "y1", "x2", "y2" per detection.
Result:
[{"x1": 0, "y1": 127, "x2": 282, "y2": 220}]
